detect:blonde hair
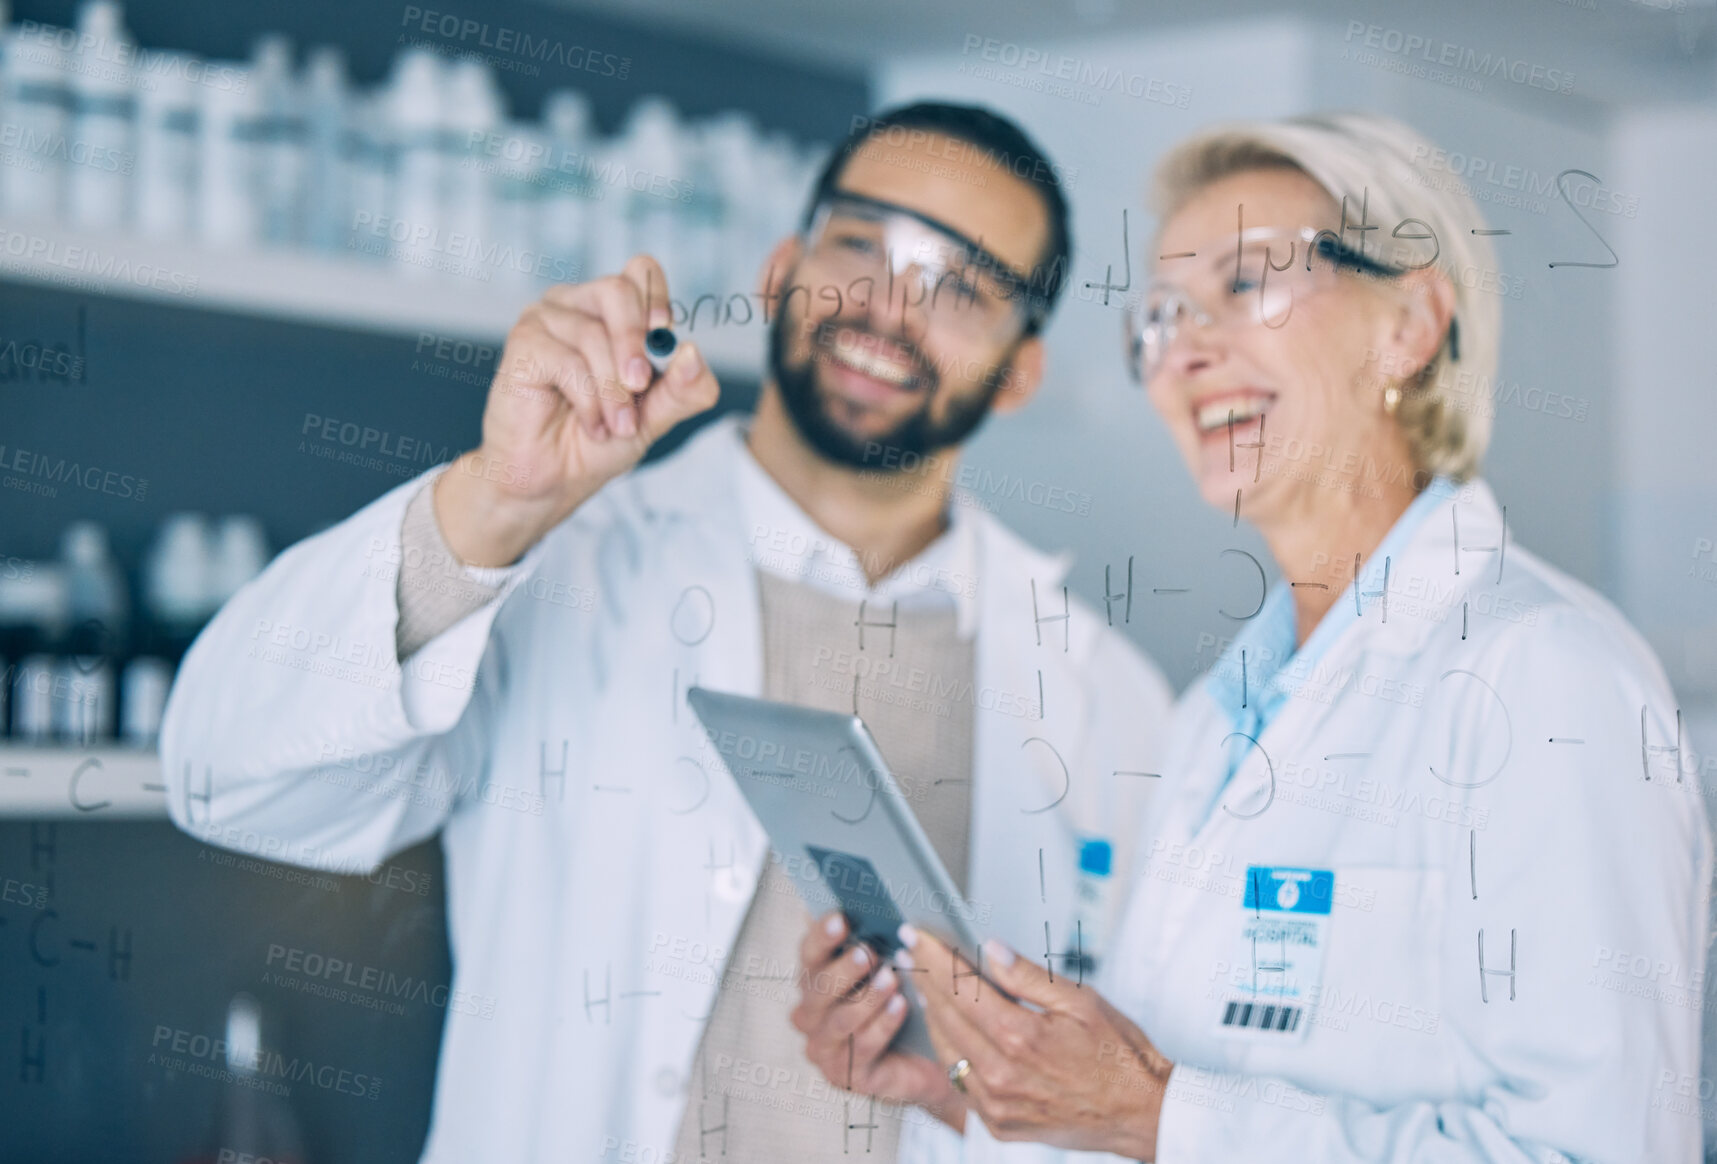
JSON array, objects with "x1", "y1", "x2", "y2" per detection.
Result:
[{"x1": 1149, "y1": 113, "x2": 1501, "y2": 482}]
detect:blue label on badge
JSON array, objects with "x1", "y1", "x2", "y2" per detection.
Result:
[{"x1": 1243, "y1": 867, "x2": 1334, "y2": 915}]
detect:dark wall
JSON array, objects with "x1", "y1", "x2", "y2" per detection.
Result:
[
  {"x1": 11, "y1": 0, "x2": 865, "y2": 140},
  {"x1": 0, "y1": 821, "x2": 450, "y2": 1164}
]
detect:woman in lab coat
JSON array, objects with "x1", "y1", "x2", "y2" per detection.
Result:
[{"x1": 889, "y1": 114, "x2": 1713, "y2": 1161}]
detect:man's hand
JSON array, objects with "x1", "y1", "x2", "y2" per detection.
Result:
[
  {"x1": 435, "y1": 254, "x2": 721, "y2": 567},
  {"x1": 789, "y1": 912, "x2": 970, "y2": 1133}
]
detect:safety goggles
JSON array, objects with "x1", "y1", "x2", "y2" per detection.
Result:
[
  {"x1": 1126, "y1": 226, "x2": 1453, "y2": 384},
  {"x1": 800, "y1": 191, "x2": 1050, "y2": 344}
]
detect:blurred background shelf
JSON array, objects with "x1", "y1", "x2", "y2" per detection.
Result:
[
  {"x1": 0, "y1": 744, "x2": 167, "y2": 817},
  {"x1": 0, "y1": 220, "x2": 768, "y2": 376}
]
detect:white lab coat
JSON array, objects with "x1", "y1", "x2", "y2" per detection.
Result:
[
  {"x1": 160, "y1": 416, "x2": 1173, "y2": 1164},
  {"x1": 1078, "y1": 478, "x2": 1711, "y2": 1162}
]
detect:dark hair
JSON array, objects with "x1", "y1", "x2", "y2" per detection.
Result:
[{"x1": 804, "y1": 101, "x2": 1073, "y2": 335}]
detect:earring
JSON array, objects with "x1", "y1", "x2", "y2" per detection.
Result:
[{"x1": 1383, "y1": 386, "x2": 1402, "y2": 415}]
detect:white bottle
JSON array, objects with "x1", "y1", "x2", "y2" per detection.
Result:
[
  {"x1": 52, "y1": 656, "x2": 114, "y2": 743},
  {"x1": 251, "y1": 35, "x2": 307, "y2": 248},
  {"x1": 66, "y1": 0, "x2": 135, "y2": 230},
  {"x1": 584, "y1": 135, "x2": 632, "y2": 280},
  {"x1": 301, "y1": 46, "x2": 349, "y2": 253},
  {"x1": 385, "y1": 48, "x2": 444, "y2": 278},
  {"x1": 538, "y1": 90, "x2": 594, "y2": 285},
  {"x1": 144, "y1": 512, "x2": 213, "y2": 630},
  {"x1": 197, "y1": 63, "x2": 261, "y2": 247},
  {"x1": 344, "y1": 92, "x2": 391, "y2": 260},
  {"x1": 443, "y1": 55, "x2": 502, "y2": 278},
  {"x1": 133, "y1": 50, "x2": 198, "y2": 238},
  {"x1": 57, "y1": 521, "x2": 126, "y2": 744},
  {"x1": 1, "y1": 21, "x2": 70, "y2": 219},
  {"x1": 702, "y1": 112, "x2": 763, "y2": 287},
  {"x1": 208, "y1": 515, "x2": 269, "y2": 605},
  {"x1": 119, "y1": 656, "x2": 171, "y2": 746},
  {"x1": 12, "y1": 654, "x2": 58, "y2": 742},
  {"x1": 0, "y1": 564, "x2": 68, "y2": 741},
  {"x1": 490, "y1": 119, "x2": 544, "y2": 286},
  {"x1": 61, "y1": 521, "x2": 128, "y2": 637},
  {"x1": 680, "y1": 122, "x2": 726, "y2": 302},
  {"x1": 624, "y1": 98, "x2": 686, "y2": 285}
]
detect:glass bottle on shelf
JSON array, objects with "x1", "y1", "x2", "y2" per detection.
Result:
[
  {"x1": 119, "y1": 656, "x2": 171, "y2": 748},
  {"x1": 491, "y1": 116, "x2": 546, "y2": 287},
  {"x1": 0, "y1": 564, "x2": 68, "y2": 742},
  {"x1": 384, "y1": 47, "x2": 444, "y2": 278},
  {"x1": 134, "y1": 51, "x2": 199, "y2": 239},
  {"x1": 54, "y1": 521, "x2": 127, "y2": 744},
  {"x1": 702, "y1": 112, "x2": 765, "y2": 291},
  {"x1": 443, "y1": 54, "x2": 502, "y2": 282},
  {"x1": 623, "y1": 97, "x2": 687, "y2": 289},
  {"x1": 197, "y1": 62, "x2": 262, "y2": 247},
  {"x1": 252, "y1": 34, "x2": 308, "y2": 248},
  {"x1": 142, "y1": 512, "x2": 213, "y2": 662},
  {"x1": 302, "y1": 46, "x2": 351, "y2": 254},
  {"x1": 0, "y1": 18, "x2": 70, "y2": 220},
  {"x1": 208, "y1": 515, "x2": 269, "y2": 607},
  {"x1": 680, "y1": 122, "x2": 725, "y2": 303},
  {"x1": 538, "y1": 89, "x2": 596, "y2": 286},
  {"x1": 344, "y1": 92, "x2": 392, "y2": 261},
  {"x1": 66, "y1": 0, "x2": 136, "y2": 231}
]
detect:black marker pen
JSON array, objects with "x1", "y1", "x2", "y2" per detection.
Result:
[{"x1": 645, "y1": 328, "x2": 679, "y2": 377}]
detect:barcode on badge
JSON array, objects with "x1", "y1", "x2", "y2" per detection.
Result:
[{"x1": 1221, "y1": 1001, "x2": 1302, "y2": 1032}]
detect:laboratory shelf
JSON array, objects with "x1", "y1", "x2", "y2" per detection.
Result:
[
  {"x1": 0, "y1": 220, "x2": 767, "y2": 378},
  {"x1": 0, "y1": 745, "x2": 168, "y2": 818}
]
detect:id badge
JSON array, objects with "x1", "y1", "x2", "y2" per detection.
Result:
[{"x1": 1211, "y1": 866, "x2": 1333, "y2": 1043}]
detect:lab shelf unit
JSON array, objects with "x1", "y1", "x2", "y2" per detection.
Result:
[
  {"x1": 0, "y1": 219, "x2": 767, "y2": 375},
  {"x1": 0, "y1": 744, "x2": 168, "y2": 817}
]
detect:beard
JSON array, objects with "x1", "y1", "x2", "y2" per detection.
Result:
[{"x1": 768, "y1": 307, "x2": 1014, "y2": 472}]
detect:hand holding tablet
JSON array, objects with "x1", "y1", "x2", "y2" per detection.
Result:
[{"x1": 686, "y1": 686, "x2": 1014, "y2": 1057}]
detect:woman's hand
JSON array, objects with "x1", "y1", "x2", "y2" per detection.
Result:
[
  {"x1": 789, "y1": 913, "x2": 971, "y2": 1133},
  {"x1": 899, "y1": 924, "x2": 1173, "y2": 1159}
]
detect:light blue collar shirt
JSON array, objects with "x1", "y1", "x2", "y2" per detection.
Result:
[{"x1": 1194, "y1": 476, "x2": 1459, "y2": 830}]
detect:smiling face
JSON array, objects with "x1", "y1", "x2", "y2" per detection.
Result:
[
  {"x1": 763, "y1": 130, "x2": 1051, "y2": 469},
  {"x1": 1145, "y1": 167, "x2": 1420, "y2": 518}
]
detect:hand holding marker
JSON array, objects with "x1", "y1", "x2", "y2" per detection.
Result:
[{"x1": 433, "y1": 256, "x2": 722, "y2": 570}]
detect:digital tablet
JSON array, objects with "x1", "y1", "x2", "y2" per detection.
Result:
[{"x1": 687, "y1": 686, "x2": 1010, "y2": 1059}]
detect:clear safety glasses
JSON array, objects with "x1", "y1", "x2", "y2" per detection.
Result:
[
  {"x1": 800, "y1": 192, "x2": 1049, "y2": 345},
  {"x1": 1126, "y1": 225, "x2": 1423, "y2": 385}
]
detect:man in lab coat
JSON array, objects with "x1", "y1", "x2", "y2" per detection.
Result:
[{"x1": 161, "y1": 101, "x2": 1172, "y2": 1161}]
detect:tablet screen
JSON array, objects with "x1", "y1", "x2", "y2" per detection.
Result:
[{"x1": 803, "y1": 845, "x2": 907, "y2": 955}]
